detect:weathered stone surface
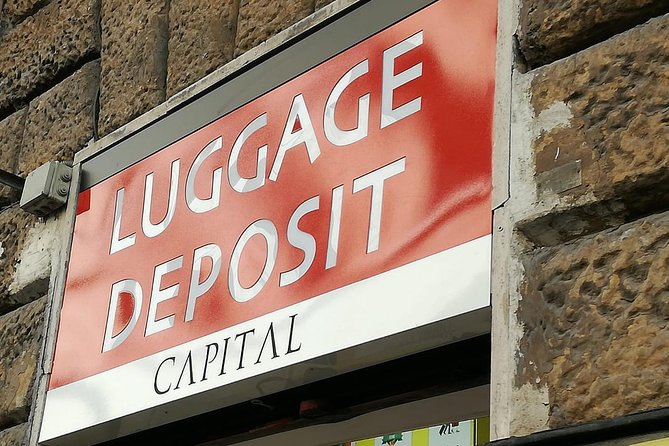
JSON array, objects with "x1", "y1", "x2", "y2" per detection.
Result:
[
  {"x1": 0, "y1": 110, "x2": 26, "y2": 207},
  {"x1": 235, "y1": 0, "x2": 314, "y2": 56},
  {"x1": 167, "y1": 0, "x2": 240, "y2": 97},
  {"x1": 0, "y1": 423, "x2": 27, "y2": 446},
  {"x1": 0, "y1": 0, "x2": 49, "y2": 35},
  {"x1": 99, "y1": 0, "x2": 168, "y2": 136},
  {"x1": 0, "y1": 65, "x2": 92, "y2": 313},
  {"x1": 315, "y1": 0, "x2": 335, "y2": 9},
  {"x1": 519, "y1": 212, "x2": 669, "y2": 427},
  {"x1": 2, "y1": 0, "x2": 48, "y2": 21},
  {"x1": 0, "y1": 209, "x2": 40, "y2": 314},
  {"x1": 17, "y1": 61, "x2": 99, "y2": 176},
  {"x1": 0, "y1": 0, "x2": 100, "y2": 117},
  {"x1": 519, "y1": 0, "x2": 669, "y2": 68},
  {"x1": 0, "y1": 298, "x2": 45, "y2": 429},
  {"x1": 0, "y1": 0, "x2": 47, "y2": 38},
  {"x1": 520, "y1": 15, "x2": 669, "y2": 245}
]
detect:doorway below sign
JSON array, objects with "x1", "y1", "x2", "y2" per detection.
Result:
[
  {"x1": 337, "y1": 417, "x2": 490, "y2": 446},
  {"x1": 226, "y1": 388, "x2": 490, "y2": 446}
]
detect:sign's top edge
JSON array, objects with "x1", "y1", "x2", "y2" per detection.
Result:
[{"x1": 74, "y1": 0, "x2": 366, "y2": 167}]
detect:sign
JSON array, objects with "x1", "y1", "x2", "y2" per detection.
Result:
[{"x1": 40, "y1": 0, "x2": 496, "y2": 444}]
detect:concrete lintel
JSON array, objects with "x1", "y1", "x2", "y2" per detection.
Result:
[
  {"x1": 491, "y1": 0, "x2": 515, "y2": 210},
  {"x1": 489, "y1": 0, "x2": 521, "y2": 440}
]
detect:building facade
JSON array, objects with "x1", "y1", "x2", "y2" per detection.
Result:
[{"x1": 0, "y1": 0, "x2": 667, "y2": 445}]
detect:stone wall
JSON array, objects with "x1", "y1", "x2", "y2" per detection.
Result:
[
  {"x1": 0, "y1": 0, "x2": 330, "y2": 443},
  {"x1": 492, "y1": 0, "x2": 669, "y2": 439},
  {"x1": 0, "y1": 0, "x2": 666, "y2": 444}
]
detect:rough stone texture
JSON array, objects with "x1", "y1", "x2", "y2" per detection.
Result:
[
  {"x1": 0, "y1": 298, "x2": 45, "y2": 429},
  {"x1": 167, "y1": 0, "x2": 240, "y2": 97},
  {"x1": 518, "y1": 0, "x2": 669, "y2": 68},
  {"x1": 315, "y1": 0, "x2": 335, "y2": 9},
  {"x1": 2, "y1": 0, "x2": 48, "y2": 21},
  {"x1": 99, "y1": 0, "x2": 169, "y2": 137},
  {"x1": 17, "y1": 61, "x2": 100, "y2": 176},
  {"x1": 519, "y1": 212, "x2": 669, "y2": 427},
  {"x1": 235, "y1": 0, "x2": 314, "y2": 56},
  {"x1": 0, "y1": 62, "x2": 96, "y2": 314},
  {"x1": 0, "y1": 110, "x2": 26, "y2": 207},
  {"x1": 0, "y1": 0, "x2": 100, "y2": 117},
  {"x1": 0, "y1": 209, "x2": 39, "y2": 314},
  {"x1": 0, "y1": 423, "x2": 27, "y2": 446},
  {"x1": 0, "y1": 0, "x2": 49, "y2": 36},
  {"x1": 520, "y1": 15, "x2": 669, "y2": 246}
]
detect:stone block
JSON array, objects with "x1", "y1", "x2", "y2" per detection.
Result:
[
  {"x1": 167, "y1": 0, "x2": 240, "y2": 97},
  {"x1": 3, "y1": 0, "x2": 48, "y2": 21},
  {"x1": 520, "y1": 15, "x2": 669, "y2": 245},
  {"x1": 0, "y1": 110, "x2": 26, "y2": 207},
  {"x1": 235, "y1": 0, "x2": 314, "y2": 56},
  {"x1": 0, "y1": 0, "x2": 100, "y2": 116},
  {"x1": 0, "y1": 423, "x2": 27, "y2": 446},
  {"x1": 0, "y1": 209, "x2": 41, "y2": 315},
  {"x1": 518, "y1": 0, "x2": 669, "y2": 68},
  {"x1": 519, "y1": 211, "x2": 669, "y2": 427},
  {"x1": 17, "y1": 61, "x2": 99, "y2": 176},
  {"x1": 0, "y1": 298, "x2": 45, "y2": 429},
  {"x1": 0, "y1": 0, "x2": 49, "y2": 36},
  {"x1": 99, "y1": 0, "x2": 169, "y2": 137}
]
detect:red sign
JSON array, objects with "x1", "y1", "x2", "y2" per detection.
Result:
[{"x1": 41, "y1": 0, "x2": 496, "y2": 443}]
